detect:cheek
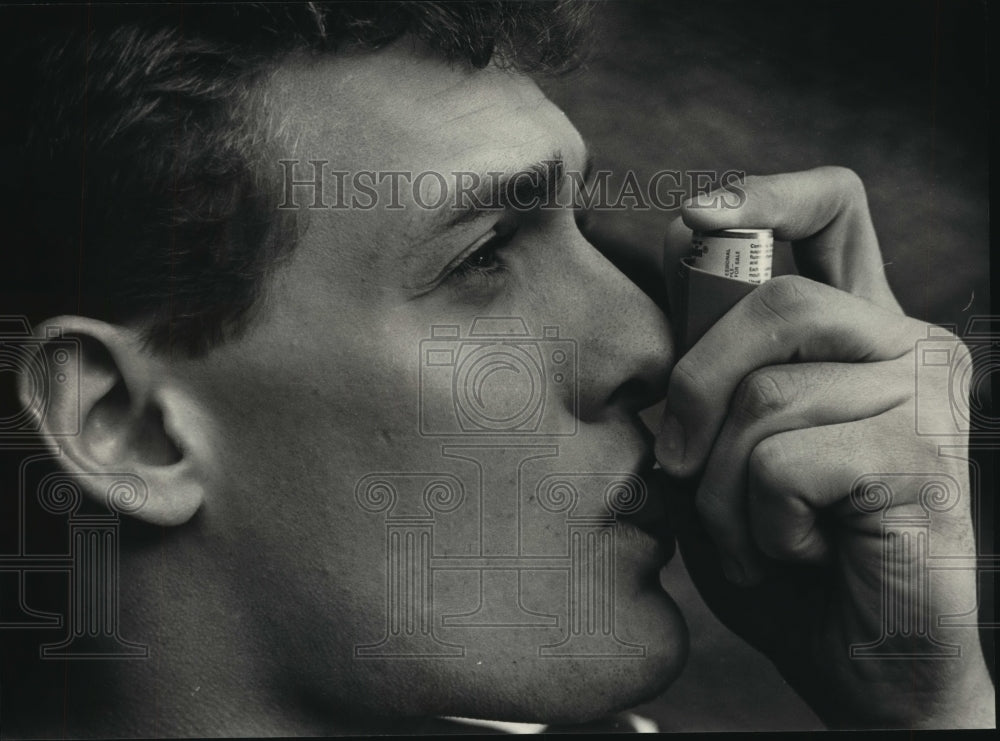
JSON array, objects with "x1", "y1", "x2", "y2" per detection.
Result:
[
  {"x1": 199, "y1": 337, "x2": 440, "y2": 692},
  {"x1": 193, "y1": 319, "x2": 436, "y2": 600},
  {"x1": 192, "y1": 289, "x2": 689, "y2": 718}
]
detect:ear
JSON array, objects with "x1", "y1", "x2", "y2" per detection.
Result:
[{"x1": 17, "y1": 316, "x2": 212, "y2": 526}]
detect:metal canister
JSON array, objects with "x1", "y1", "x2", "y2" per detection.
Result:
[{"x1": 690, "y1": 228, "x2": 773, "y2": 284}]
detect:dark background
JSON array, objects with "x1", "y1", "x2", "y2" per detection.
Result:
[{"x1": 540, "y1": 0, "x2": 991, "y2": 731}]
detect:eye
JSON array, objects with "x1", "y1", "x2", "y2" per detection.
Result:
[
  {"x1": 449, "y1": 224, "x2": 519, "y2": 283},
  {"x1": 454, "y1": 244, "x2": 500, "y2": 275}
]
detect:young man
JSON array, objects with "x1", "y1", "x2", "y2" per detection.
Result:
[{"x1": 0, "y1": 2, "x2": 993, "y2": 735}]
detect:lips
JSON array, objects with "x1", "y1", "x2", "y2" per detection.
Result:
[{"x1": 620, "y1": 461, "x2": 677, "y2": 564}]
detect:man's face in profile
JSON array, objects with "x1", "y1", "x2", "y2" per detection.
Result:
[{"x1": 164, "y1": 41, "x2": 686, "y2": 722}]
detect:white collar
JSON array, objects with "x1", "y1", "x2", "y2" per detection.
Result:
[{"x1": 442, "y1": 712, "x2": 658, "y2": 734}]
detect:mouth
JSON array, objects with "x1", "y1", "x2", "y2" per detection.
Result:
[{"x1": 618, "y1": 452, "x2": 677, "y2": 566}]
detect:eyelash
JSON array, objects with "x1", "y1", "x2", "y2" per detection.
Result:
[{"x1": 449, "y1": 226, "x2": 518, "y2": 284}]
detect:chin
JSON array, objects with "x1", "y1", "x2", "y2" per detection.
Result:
[
  {"x1": 298, "y1": 583, "x2": 689, "y2": 729},
  {"x1": 531, "y1": 588, "x2": 689, "y2": 723},
  {"x1": 444, "y1": 585, "x2": 690, "y2": 726}
]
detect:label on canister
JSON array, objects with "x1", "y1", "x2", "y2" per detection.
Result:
[{"x1": 690, "y1": 228, "x2": 773, "y2": 284}]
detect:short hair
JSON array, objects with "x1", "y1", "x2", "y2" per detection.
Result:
[{"x1": 0, "y1": 1, "x2": 592, "y2": 356}]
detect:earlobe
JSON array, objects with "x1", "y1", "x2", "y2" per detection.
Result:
[{"x1": 18, "y1": 316, "x2": 210, "y2": 526}]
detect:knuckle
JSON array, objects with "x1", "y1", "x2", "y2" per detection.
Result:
[
  {"x1": 915, "y1": 329, "x2": 973, "y2": 419},
  {"x1": 925, "y1": 329, "x2": 971, "y2": 377},
  {"x1": 818, "y1": 165, "x2": 866, "y2": 204},
  {"x1": 733, "y1": 370, "x2": 791, "y2": 422},
  {"x1": 747, "y1": 438, "x2": 818, "y2": 561},
  {"x1": 753, "y1": 274, "x2": 816, "y2": 325},
  {"x1": 748, "y1": 436, "x2": 790, "y2": 492}
]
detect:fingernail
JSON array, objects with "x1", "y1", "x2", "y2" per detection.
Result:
[
  {"x1": 684, "y1": 191, "x2": 718, "y2": 210},
  {"x1": 656, "y1": 414, "x2": 685, "y2": 469}
]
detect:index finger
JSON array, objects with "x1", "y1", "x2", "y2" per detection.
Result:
[{"x1": 667, "y1": 166, "x2": 902, "y2": 313}]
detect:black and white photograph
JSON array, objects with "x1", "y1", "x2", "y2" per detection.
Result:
[{"x1": 0, "y1": 1, "x2": 994, "y2": 735}]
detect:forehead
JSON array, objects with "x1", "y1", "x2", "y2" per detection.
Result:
[{"x1": 266, "y1": 40, "x2": 585, "y2": 174}]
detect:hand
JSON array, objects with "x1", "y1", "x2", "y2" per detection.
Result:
[{"x1": 656, "y1": 167, "x2": 994, "y2": 728}]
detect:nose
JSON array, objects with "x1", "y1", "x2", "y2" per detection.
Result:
[{"x1": 556, "y1": 231, "x2": 676, "y2": 423}]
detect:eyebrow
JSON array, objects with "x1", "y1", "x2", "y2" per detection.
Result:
[
  {"x1": 433, "y1": 147, "x2": 595, "y2": 233},
  {"x1": 399, "y1": 146, "x2": 594, "y2": 290}
]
